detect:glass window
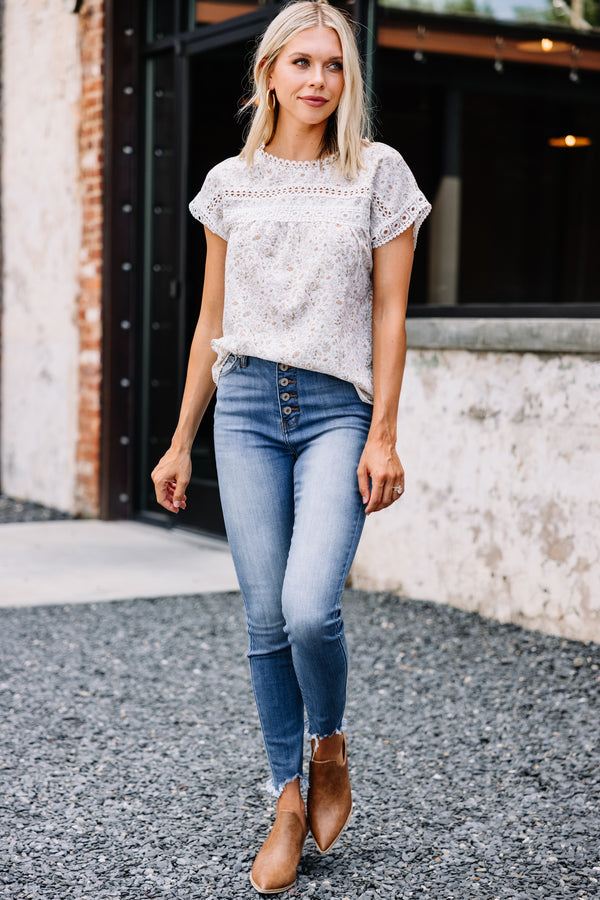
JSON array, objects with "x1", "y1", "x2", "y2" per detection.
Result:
[
  {"x1": 460, "y1": 90, "x2": 598, "y2": 305},
  {"x1": 379, "y1": 0, "x2": 600, "y2": 31},
  {"x1": 374, "y1": 41, "x2": 600, "y2": 311}
]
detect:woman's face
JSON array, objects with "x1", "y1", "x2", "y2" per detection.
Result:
[{"x1": 267, "y1": 26, "x2": 344, "y2": 132}]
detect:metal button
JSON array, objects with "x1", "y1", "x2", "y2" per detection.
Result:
[
  {"x1": 279, "y1": 364, "x2": 289, "y2": 371},
  {"x1": 281, "y1": 393, "x2": 290, "y2": 402},
  {"x1": 280, "y1": 378, "x2": 289, "y2": 386},
  {"x1": 283, "y1": 406, "x2": 292, "y2": 415}
]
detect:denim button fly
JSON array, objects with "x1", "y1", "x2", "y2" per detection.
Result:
[{"x1": 274, "y1": 364, "x2": 299, "y2": 430}]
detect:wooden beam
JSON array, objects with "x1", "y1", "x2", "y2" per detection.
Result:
[{"x1": 378, "y1": 25, "x2": 600, "y2": 72}]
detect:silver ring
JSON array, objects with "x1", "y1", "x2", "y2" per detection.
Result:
[{"x1": 392, "y1": 485, "x2": 404, "y2": 496}]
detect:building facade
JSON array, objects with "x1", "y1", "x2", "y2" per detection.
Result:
[{"x1": 1, "y1": 0, "x2": 599, "y2": 639}]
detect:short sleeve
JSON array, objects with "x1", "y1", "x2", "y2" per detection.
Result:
[
  {"x1": 189, "y1": 165, "x2": 228, "y2": 241},
  {"x1": 370, "y1": 147, "x2": 431, "y2": 250}
]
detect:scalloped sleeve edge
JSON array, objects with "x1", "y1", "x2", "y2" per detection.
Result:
[
  {"x1": 371, "y1": 193, "x2": 432, "y2": 251},
  {"x1": 188, "y1": 193, "x2": 228, "y2": 242}
]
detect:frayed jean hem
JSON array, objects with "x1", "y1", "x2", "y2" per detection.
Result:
[
  {"x1": 265, "y1": 774, "x2": 309, "y2": 798},
  {"x1": 306, "y1": 717, "x2": 347, "y2": 755}
]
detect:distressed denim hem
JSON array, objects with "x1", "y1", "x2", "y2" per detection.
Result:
[
  {"x1": 306, "y1": 717, "x2": 347, "y2": 754},
  {"x1": 265, "y1": 773, "x2": 308, "y2": 798}
]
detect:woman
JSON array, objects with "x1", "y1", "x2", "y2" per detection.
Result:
[{"x1": 151, "y1": 0, "x2": 430, "y2": 893}]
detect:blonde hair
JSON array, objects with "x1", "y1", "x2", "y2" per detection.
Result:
[{"x1": 240, "y1": 0, "x2": 370, "y2": 178}]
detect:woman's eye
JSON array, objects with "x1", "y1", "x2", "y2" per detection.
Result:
[
  {"x1": 328, "y1": 62, "x2": 343, "y2": 71},
  {"x1": 293, "y1": 58, "x2": 309, "y2": 67}
]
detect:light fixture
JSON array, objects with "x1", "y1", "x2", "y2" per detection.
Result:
[
  {"x1": 548, "y1": 135, "x2": 592, "y2": 147},
  {"x1": 517, "y1": 39, "x2": 571, "y2": 53}
]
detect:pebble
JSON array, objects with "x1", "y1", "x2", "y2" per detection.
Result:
[{"x1": 1, "y1": 495, "x2": 599, "y2": 898}]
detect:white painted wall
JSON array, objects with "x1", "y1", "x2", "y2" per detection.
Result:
[
  {"x1": 352, "y1": 349, "x2": 600, "y2": 643},
  {"x1": 1, "y1": 2, "x2": 81, "y2": 510}
]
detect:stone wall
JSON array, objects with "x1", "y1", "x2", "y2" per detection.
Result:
[
  {"x1": 0, "y1": 0, "x2": 4, "y2": 466},
  {"x1": 352, "y1": 347, "x2": 600, "y2": 643},
  {"x1": 1, "y1": 0, "x2": 103, "y2": 514},
  {"x1": 1, "y1": 1, "x2": 81, "y2": 510}
]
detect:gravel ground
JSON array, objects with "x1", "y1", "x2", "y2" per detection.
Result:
[
  {"x1": 0, "y1": 495, "x2": 74, "y2": 524},
  {"x1": 1, "y1": 586, "x2": 599, "y2": 900}
]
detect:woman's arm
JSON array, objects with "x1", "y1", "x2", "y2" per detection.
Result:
[
  {"x1": 151, "y1": 228, "x2": 227, "y2": 513},
  {"x1": 357, "y1": 226, "x2": 414, "y2": 515}
]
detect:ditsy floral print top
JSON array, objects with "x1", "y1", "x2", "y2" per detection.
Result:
[{"x1": 189, "y1": 142, "x2": 430, "y2": 403}]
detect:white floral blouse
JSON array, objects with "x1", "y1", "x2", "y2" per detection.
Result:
[{"x1": 189, "y1": 142, "x2": 431, "y2": 403}]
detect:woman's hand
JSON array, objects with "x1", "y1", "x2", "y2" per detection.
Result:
[
  {"x1": 151, "y1": 447, "x2": 192, "y2": 514},
  {"x1": 357, "y1": 431, "x2": 405, "y2": 515}
]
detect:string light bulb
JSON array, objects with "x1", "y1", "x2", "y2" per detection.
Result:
[{"x1": 548, "y1": 135, "x2": 592, "y2": 147}]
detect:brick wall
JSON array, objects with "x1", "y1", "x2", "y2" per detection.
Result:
[
  {"x1": 76, "y1": 0, "x2": 104, "y2": 516},
  {"x1": 0, "y1": 0, "x2": 4, "y2": 487}
]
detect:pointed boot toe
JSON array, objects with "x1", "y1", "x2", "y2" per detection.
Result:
[
  {"x1": 250, "y1": 809, "x2": 308, "y2": 895},
  {"x1": 307, "y1": 734, "x2": 352, "y2": 854}
]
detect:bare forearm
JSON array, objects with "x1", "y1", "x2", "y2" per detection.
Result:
[
  {"x1": 170, "y1": 319, "x2": 219, "y2": 452},
  {"x1": 169, "y1": 227, "x2": 226, "y2": 451},
  {"x1": 369, "y1": 229, "x2": 413, "y2": 441},
  {"x1": 370, "y1": 306, "x2": 407, "y2": 443}
]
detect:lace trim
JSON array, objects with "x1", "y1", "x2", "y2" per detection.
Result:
[
  {"x1": 258, "y1": 146, "x2": 338, "y2": 169},
  {"x1": 221, "y1": 183, "x2": 369, "y2": 200},
  {"x1": 372, "y1": 194, "x2": 432, "y2": 250},
  {"x1": 189, "y1": 194, "x2": 226, "y2": 240}
]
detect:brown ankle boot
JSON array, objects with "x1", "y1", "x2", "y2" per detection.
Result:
[
  {"x1": 250, "y1": 808, "x2": 308, "y2": 894},
  {"x1": 307, "y1": 733, "x2": 352, "y2": 853}
]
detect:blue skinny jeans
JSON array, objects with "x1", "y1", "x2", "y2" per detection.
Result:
[{"x1": 213, "y1": 355, "x2": 372, "y2": 795}]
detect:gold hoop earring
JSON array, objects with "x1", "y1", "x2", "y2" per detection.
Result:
[{"x1": 268, "y1": 89, "x2": 277, "y2": 111}]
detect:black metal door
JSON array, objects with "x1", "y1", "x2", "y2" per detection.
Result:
[{"x1": 137, "y1": 16, "x2": 269, "y2": 535}]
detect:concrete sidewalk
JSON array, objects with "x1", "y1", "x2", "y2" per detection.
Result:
[{"x1": 0, "y1": 519, "x2": 239, "y2": 606}]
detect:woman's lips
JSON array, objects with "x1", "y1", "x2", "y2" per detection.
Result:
[{"x1": 300, "y1": 96, "x2": 328, "y2": 107}]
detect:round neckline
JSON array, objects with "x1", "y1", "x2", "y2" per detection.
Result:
[{"x1": 258, "y1": 146, "x2": 337, "y2": 168}]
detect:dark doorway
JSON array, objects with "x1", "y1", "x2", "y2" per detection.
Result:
[
  {"x1": 184, "y1": 42, "x2": 253, "y2": 532},
  {"x1": 137, "y1": 34, "x2": 258, "y2": 536}
]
